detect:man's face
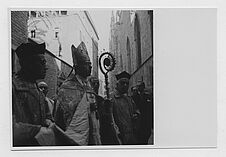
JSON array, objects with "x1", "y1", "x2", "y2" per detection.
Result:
[
  {"x1": 30, "y1": 54, "x2": 47, "y2": 80},
  {"x1": 39, "y1": 85, "x2": 48, "y2": 96},
  {"x1": 117, "y1": 78, "x2": 129, "y2": 94},
  {"x1": 77, "y1": 62, "x2": 92, "y2": 78}
]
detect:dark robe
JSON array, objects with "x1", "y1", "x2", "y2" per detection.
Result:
[
  {"x1": 95, "y1": 95, "x2": 121, "y2": 145},
  {"x1": 111, "y1": 91, "x2": 139, "y2": 144},
  {"x1": 12, "y1": 75, "x2": 52, "y2": 146},
  {"x1": 137, "y1": 91, "x2": 153, "y2": 144}
]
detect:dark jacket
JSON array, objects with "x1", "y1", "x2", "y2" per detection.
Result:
[
  {"x1": 12, "y1": 76, "x2": 52, "y2": 146},
  {"x1": 96, "y1": 95, "x2": 121, "y2": 145},
  {"x1": 111, "y1": 91, "x2": 139, "y2": 144},
  {"x1": 137, "y1": 90, "x2": 153, "y2": 144}
]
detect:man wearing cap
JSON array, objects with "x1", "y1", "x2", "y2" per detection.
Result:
[
  {"x1": 12, "y1": 42, "x2": 55, "y2": 146},
  {"x1": 38, "y1": 81, "x2": 54, "y2": 116},
  {"x1": 55, "y1": 42, "x2": 101, "y2": 145},
  {"x1": 110, "y1": 71, "x2": 140, "y2": 144}
]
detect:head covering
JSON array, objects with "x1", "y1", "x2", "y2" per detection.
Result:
[
  {"x1": 15, "y1": 42, "x2": 46, "y2": 59},
  {"x1": 71, "y1": 42, "x2": 91, "y2": 67},
  {"x1": 38, "y1": 81, "x2": 48, "y2": 88},
  {"x1": 115, "y1": 71, "x2": 131, "y2": 80}
]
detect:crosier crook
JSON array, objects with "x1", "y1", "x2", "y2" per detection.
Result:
[
  {"x1": 98, "y1": 52, "x2": 122, "y2": 144},
  {"x1": 98, "y1": 52, "x2": 116, "y2": 99}
]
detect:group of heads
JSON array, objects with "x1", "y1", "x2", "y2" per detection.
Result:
[
  {"x1": 115, "y1": 72, "x2": 146, "y2": 95},
  {"x1": 89, "y1": 71, "x2": 132, "y2": 95},
  {"x1": 15, "y1": 41, "x2": 92, "y2": 81},
  {"x1": 131, "y1": 81, "x2": 146, "y2": 96},
  {"x1": 16, "y1": 41, "x2": 133, "y2": 95}
]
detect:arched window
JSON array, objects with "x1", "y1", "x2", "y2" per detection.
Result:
[
  {"x1": 134, "y1": 14, "x2": 142, "y2": 68},
  {"x1": 126, "y1": 37, "x2": 131, "y2": 73},
  {"x1": 60, "y1": 11, "x2": 67, "y2": 15},
  {"x1": 31, "y1": 30, "x2": 36, "y2": 38}
]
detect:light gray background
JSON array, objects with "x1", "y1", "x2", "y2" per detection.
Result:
[
  {"x1": 1, "y1": 0, "x2": 225, "y2": 157},
  {"x1": 154, "y1": 8, "x2": 217, "y2": 147}
]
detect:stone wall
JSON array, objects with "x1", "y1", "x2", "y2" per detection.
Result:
[{"x1": 109, "y1": 10, "x2": 153, "y2": 93}]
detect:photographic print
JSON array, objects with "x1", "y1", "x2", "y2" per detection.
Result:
[
  {"x1": 10, "y1": 8, "x2": 217, "y2": 150},
  {"x1": 11, "y1": 9, "x2": 154, "y2": 148}
]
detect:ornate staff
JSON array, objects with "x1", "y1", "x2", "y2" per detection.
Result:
[
  {"x1": 98, "y1": 52, "x2": 116, "y2": 99},
  {"x1": 99, "y1": 51, "x2": 122, "y2": 144}
]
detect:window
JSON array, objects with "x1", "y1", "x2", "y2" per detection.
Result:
[
  {"x1": 54, "y1": 27, "x2": 60, "y2": 39},
  {"x1": 55, "y1": 31, "x2": 59, "y2": 39},
  {"x1": 31, "y1": 30, "x2": 35, "y2": 38},
  {"x1": 61, "y1": 11, "x2": 67, "y2": 15}
]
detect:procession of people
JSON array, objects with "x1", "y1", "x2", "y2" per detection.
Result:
[{"x1": 12, "y1": 41, "x2": 153, "y2": 146}]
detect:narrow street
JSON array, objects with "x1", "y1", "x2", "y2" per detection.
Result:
[{"x1": 11, "y1": 9, "x2": 154, "y2": 146}]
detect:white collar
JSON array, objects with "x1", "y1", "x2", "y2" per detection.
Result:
[{"x1": 76, "y1": 75, "x2": 88, "y2": 86}]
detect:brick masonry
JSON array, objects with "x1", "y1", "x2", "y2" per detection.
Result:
[
  {"x1": 11, "y1": 11, "x2": 29, "y2": 75},
  {"x1": 11, "y1": 11, "x2": 29, "y2": 49}
]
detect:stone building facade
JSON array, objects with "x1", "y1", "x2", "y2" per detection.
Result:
[
  {"x1": 109, "y1": 10, "x2": 153, "y2": 94},
  {"x1": 27, "y1": 10, "x2": 99, "y2": 98},
  {"x1": 28, "y1": 11, "x2": 99, "y2": 72},
  {"x1": 11, "y1": 10, "x2": 99, "y2": 99}
]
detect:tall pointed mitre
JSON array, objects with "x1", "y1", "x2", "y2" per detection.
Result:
[{"x1": 71, "y1": 41, "x2": 91, "y2": 67}]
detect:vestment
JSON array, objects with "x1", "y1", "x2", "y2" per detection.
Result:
[
  {"x1": 45, "y1": 97, "x2": 54, "y2": 115},
  {"x1": 55, "y1": 75, "x2": 101, "y2": 145},
  {"x1": 111, "y1": 91, "x2": 139, "y2": 144}
]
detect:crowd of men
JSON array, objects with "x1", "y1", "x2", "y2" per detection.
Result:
[{"x1": 12, "y1": 41, "x2": 153, "y2": 146}]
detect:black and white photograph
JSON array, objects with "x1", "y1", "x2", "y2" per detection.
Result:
[
  {"x1": 8, "y1": 6, "x2": 219, "y2": 155},
  {"x1": 2, "y1": 0, "x2": 226, "y2": 156},
  {"x1": 11, "y1": 9, "x2": 154, "y2": 147}
]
